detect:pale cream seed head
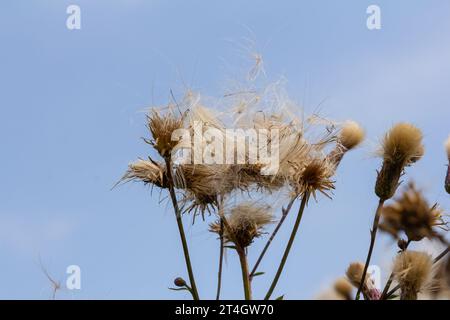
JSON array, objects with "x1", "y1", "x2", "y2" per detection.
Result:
[
  {"x1": 381, "y1": 122, "x2": 424, "y2": 165},
  {"x1": 339, "y1": 121, "x2": 365, "y2": 150}
]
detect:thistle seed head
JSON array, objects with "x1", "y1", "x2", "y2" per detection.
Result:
[
  {"x1": 375, "y1": 123, "x2": 424, "y2": 200},
  {"x1": 291, "y1": 157, "x2": 335, "y2": 200},
  {"x1": 339, "y1": 120, "x2": 365, "y2": 150},
  {"x1": 210, "y1": 203, "x2": 273, "y2": 248},
  {"x1": 147, "y1": 109, "x2": 184, "y2": 158},
  {"x1": 123, "y1": 159, "x2": 167, "y2": 188},
  {"x1": 333, "y1": 277, "x2": 353, "y2": 300},
  {"x1": 379, "y1": 183, "x2": 448, "y2": 242},
  {"x1": 346, "y1": 262, "x2": 365, "y2": 288},
  {"x1": 393, "y1": 251, "x2": 433, "y2": 300}
]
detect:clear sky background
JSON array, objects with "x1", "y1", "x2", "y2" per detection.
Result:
[{"x1": 0, "y1": 0, "x2": 449, "y2": 299}]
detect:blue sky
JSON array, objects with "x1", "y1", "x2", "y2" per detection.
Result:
[{"x1": 0, "y1": 0, "x2": 449, "y2": 299}]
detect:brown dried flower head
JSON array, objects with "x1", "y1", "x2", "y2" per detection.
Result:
[
  {"x1": 210, "y1": 203, "x2": 273, "y2": 248},
  {"x1": 345, "y1": 262, "x2": 380, "y2": 300},
  {"x1": 380, "y1": 183, "x2": 447, "y2": 242},
  {"x1": 291, "y1": 157, "x2": 335, "y2": 200},
  {"x1": 147, "y1": 109, "x2": 184, "y2": 158},
  {"x1": 327, "y1": 121, "x2": 364, "y2": 168},
  {"x1": 346, "y1": 262, "x2": 365, "y2": 288},
  {"x1": 333, "y1": 277, "x2": 353, "y2": 300},
  {"x1": 393, "y1": 251, "x2": 433, "y2": 300},
  {"x1": 375, "y1": 123, "x2": 424, "y2": 200},
  {"x1": 176, "y1": 164, "x2": 233, "y2": 216},
  {"x1": 123, "y1": 159, "x2": 167, "y2": 188}
]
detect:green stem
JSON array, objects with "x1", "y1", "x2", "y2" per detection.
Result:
[
  {"x1": 164, "y1": 158, "x2": 200, "y2": 300},
  {"x1": 250, "y1": 197, "x2": 296, "y2": 281},
  {"x1": 264, "y1": 194, "x2": 309, "y2": 300},
  {"x1": 356, "y1": 199, "x2": 384, "y2": 300},
  {"x1": 216, "y1": 218, "x2": 224, "y2": 300},
  {"x1": 237, "y1": 246, "x2": 252, "y2": 300}
]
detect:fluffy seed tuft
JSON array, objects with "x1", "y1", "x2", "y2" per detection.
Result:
[
  {"x1": 381, "y1": 123, "x2": 424, "y2": 164},
  {"x1": 375, "y1": 123, "x2": 424, "y2": 200},
  {"x1": 379, "y1": 183, "x2": 447, "y2": 242},
  {"x1": 210, "y1": 203, "x2": 273, "y2": 248},
  {"x1": 122, "y1": 159, "x2": 167, "y2": 188},
  {"x1": 147, "y1": 109, "x2": 184, "y2": 158},
  {"x1": 291, "y1": 158, "x2": 335, "y2": 200},
  {"x1": 334, "y1": 277, "x2": 353, "y2": 300},
  {"x1": 393, "y1": 251, "x2": 433, "y2": 300},
  {"x1": 339, "y1": 121, "x2": 365, "y2": 150}
]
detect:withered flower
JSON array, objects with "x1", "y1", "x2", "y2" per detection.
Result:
[
  {"x1": 122, "y1": 159, "x2": 168, "y2": 188},
  {"x1": 210, "y1": 203, "x2": 273, "y2": 248},
  {"x1": 379, "y1": 183, "x2": 448, "y2": 242},
  {"x1": 328, "y1": 121, "x2": 365, "y2": 168},
  {"x1": 290, "y1": 157, "x2": 335, "y2": 200},
  {"x1": 375, "y1": 123, "x2": 424, "y2": 200},
  {"x1": 346, "y1": 262, "x2": 380, "y2": 300},
  {"x1": 175, "y1": 164, "x2": 233, "y2": 216},
  {"x1": 393, "y1": 251, "x2": 433, "y2": 300},
  {"x1": 333, "y1": 277, "x2": 353, "y2": 300},
  {"x1": 146, "y1": 109, "x2": 184, "y2": 158}
]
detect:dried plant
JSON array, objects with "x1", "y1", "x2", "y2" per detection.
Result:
[
  {"x1": 375, "y1": 123, "x2": 424, "y2": 200},
  {"x1": 393, "y1": 251, "x2": 433, "y2": 300},
  {"x1": 333, "y1": 277, "x2": 353, "y2": 300},
  {"x1": 328, "y1": 121, "x2": 365, "y2": 168},
  {"x1": 210, "y1": 203, "x2": 273, "y2": 248},
  {"x1": 121, "y1": 59, "x2": 449, "y2": 301},
  {"x1": 356, "y1": 123, "x2": 425, "y2": 299},
  {"x1": 346, "y1": 262, "x2": 380, "y2": 300},
  {"x1": 380, "y1": 183, "x2": 448, "y2": 242}
]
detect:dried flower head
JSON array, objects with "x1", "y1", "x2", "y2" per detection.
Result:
[
  {"x1": 380, "y1": 183, "x2": 447, "y2": 242},
  {"x1": 346, "y1": 262, "x2": 380, "y2": 300},
  {"x1": 339, "y1": 121, "x2": 365, "y2": 150},
  {"x1": 146, "y1": 109, "x2": 184, "y2": 158},
  {"x1": 210, "y1": 203, "x2": 273, "y2": 248},
  {"x1": 176, "y1": 164, "x2": 233, "y2": 216},
  {"x1": 346, "y1": 262, "x2": 365, "y2": 288},
  {"x1": 327, "y1": 121, "x2": 365, "y2": 169},
  {"x1": 334, "y1": 277, "x2": 353, "y2": 300},
  {"x1": 393, "y1": 251, "x2": 433, "y2": 300},
  {"x1": 291, "y1": 158, "x2": 335, "y2": 200},
  {"x1": 122, "y1": 159, "x2": 167, "y2": 188},
  {"x1": 375, "y1": 123, "x2": 424, "y2": 200}
]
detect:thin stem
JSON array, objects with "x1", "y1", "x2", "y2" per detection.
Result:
[
  {"x1": 215, "y1": 210, "x2": 251, "y2": 299},
  {"x1": 380, "y1": 240, "x2": 411, "y2": 299},
  {"x1": 264, "y1": 193, "x2": 309, "y2": 300},
  {"x1": 356, "y1": 199, "x2": 385, "y2": 300},
  {"x1": 215, "y1": 218, "x2": 224, "y2": 300},
  {"x1": 237, "y1": 246, "x2": 252, "y2": 300},
  {"x1": 164, "y1": 158, "x2": 200, "y2": 300},
  {"x1": 433, "y1": 246, "x2": 449, "y2": 262},
  {"x1": 250, "y1": 197, "x2": 296, "y2": 280},
  {"x1": 385, "y1": 246, "x2": 450, "y2": 299}
]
